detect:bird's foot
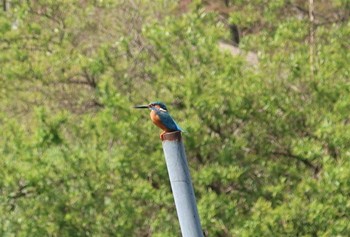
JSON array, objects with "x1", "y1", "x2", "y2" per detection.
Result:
[{"x1": 160, "y1": 131, "x2": 166, "y2": 140}]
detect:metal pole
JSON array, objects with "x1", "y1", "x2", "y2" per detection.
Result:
[{"x1": 161, "y1": 131, "x2": 204, "y2": 237}]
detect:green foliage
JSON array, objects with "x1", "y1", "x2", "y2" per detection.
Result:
[{"x1": 1, "y1": 0, "x2": 349, "y2": 236}]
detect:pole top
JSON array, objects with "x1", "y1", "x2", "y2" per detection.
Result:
[{"x1": 161, "y1": 131, "x2": 182, "y2": 141}]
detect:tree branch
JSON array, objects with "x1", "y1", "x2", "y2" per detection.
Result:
[{"x1": 272, "y1": 150, "x2": 321, "y2": 175}]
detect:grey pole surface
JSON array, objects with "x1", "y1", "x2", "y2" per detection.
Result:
[{"x1": 161, "y1": 131, "x2": 204, "y2": 237}]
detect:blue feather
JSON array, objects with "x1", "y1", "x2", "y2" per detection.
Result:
[{"x1": 153, "y1": 108, "x2": 182, "y2": 131}]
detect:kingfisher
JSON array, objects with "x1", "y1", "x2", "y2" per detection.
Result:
[{"x1": 134, "y1": 101, "x2": 182, "y2": 139}]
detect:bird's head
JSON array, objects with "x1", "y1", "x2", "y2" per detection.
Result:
[{"x1": 134, "y1": 101, "x2": 168, "y2": 112}]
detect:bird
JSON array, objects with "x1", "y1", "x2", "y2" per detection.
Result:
[{"x1": 134, "y1": 101, "x2": 182, "y2": 139}]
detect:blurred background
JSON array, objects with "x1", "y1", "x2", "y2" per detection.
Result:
[{"x1": 0, "y1": 0, "x2": 349, "y2": 236}]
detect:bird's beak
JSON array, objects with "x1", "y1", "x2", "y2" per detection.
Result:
[{"x1": 134, "y1": 104, "x2": 149, "y2": 109}]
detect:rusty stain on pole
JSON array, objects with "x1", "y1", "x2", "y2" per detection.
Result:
[{"x1": 161, "y1": 131, "x2": 204, "y2": 237}]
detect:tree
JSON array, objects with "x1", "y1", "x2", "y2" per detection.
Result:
[{"x1": 1, "y1": 0, "x2": 349, "y2": 236}]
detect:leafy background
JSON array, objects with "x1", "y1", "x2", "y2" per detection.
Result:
[{"x1": 0, "y1": 0, "x2": 349, "y2": 236}]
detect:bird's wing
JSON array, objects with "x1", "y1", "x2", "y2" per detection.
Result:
[{"x1": 157, "y1": 111, "x2": 182, "y2": 131}]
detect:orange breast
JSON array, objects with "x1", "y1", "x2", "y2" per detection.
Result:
[{"x1": 150, "y1": 110, "x2": 170, "y2": 132}]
